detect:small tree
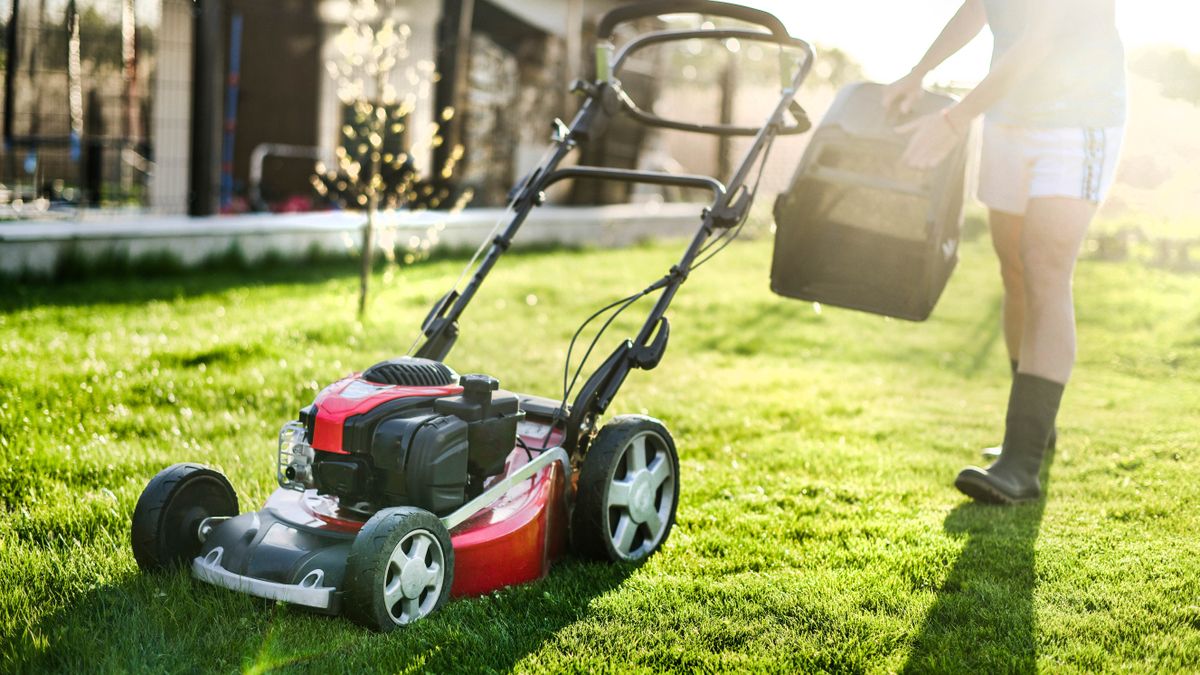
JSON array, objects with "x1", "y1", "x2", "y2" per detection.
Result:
[{"x1": 314, "y1": 0, "x2": 473, "y2": 318}]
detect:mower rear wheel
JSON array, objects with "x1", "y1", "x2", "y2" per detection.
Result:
[
  {"x1": 343, "y1": 506, "x2": 454, "y2": 631},
  {"x1": 572, "y1": 415, "x2": 679, "y2": 562},
  {"x1": 131, "y1": 463, "x2": 239, "y2": 572}
]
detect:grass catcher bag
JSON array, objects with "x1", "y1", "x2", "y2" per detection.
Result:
[{"x1": 771, "y1": 82, "x2": 974, "y2": 321}]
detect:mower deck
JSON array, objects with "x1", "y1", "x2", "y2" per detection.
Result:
[{"x1": 192, "y1": 438, "x2": 570, "y2": 613}]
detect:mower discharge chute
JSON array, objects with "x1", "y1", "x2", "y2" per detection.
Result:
[{"x1": 131, "y1": 0, "x2": 815, "y2": 632}]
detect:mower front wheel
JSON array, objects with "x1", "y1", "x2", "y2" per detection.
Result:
[
  {"x1": 131, "y1": 463, "x2": 239, "y2": 572},
  {"x1": 343, "y1": 506, "x2": 454, "y2": 631},
  {"x1": 572, "y1": 415, "x2": 680, "y2": 563}
]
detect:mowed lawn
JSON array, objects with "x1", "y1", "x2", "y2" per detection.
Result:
[{"x1": 2, "y1": 232, "x2": 1198, "y2": 673}]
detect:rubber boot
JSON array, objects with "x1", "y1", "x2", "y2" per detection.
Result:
[
  {"x1": 981, "y1": 361, "x2": 1056, "y2": 460},
  {"x1": 957, "y1": 373, "x2": 1064, "y2": 504}
]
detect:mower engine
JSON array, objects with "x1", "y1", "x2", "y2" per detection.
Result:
[{"x1": 279, "y1": 358, "x2": 524, "y2": 515}]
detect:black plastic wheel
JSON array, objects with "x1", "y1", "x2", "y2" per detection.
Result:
[
  {"x1": 571, "y1": 415, "x2": 680, "y2": 562},
  {"x1": 131, "y1": 463, "x2": 239, "y2": 572},
  {"x1": 343, "y1": 506, "x2": 454, "y2": 631}
]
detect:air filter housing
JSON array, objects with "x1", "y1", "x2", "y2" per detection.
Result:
[{"x1": 362, "y1": 357, "x2": 457, "y2": 387}]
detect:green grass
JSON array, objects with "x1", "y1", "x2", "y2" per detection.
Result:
[{"x1": 2, "y1": 232, "x2": 1198, "y2": 673}]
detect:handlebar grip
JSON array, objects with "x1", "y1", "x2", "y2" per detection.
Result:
[{"x1": 596, "y1": 0, "x2": 790, "y2": 40}]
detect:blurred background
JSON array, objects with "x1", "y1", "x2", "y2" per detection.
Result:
[{"x1": 0, "y1": 0, "x2": 1196, "y2": 274}]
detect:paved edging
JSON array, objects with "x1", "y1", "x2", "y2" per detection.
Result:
[{"x1": 0, "y1": 203, "x2": 705, "y2": 276}]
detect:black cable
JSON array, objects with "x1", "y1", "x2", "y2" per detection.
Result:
[
  {"x1": 560, "y1": 290, "x2": 646, "y2": 404},
  {"x1": 688, "y1": 132, "x2": 779, "y2": 273},
  {"x1": 562, "y1": 288, "x2": 648, "y2": 403},
  {"x1": 540, "y1": 289, "x2": 650, "y2": 451},
  {"x1": 515, "y1": 436, "x2": 535, "y2": 461},
  {"x1": 544, "y1": 280, "x2": 669, "y2": 453}
]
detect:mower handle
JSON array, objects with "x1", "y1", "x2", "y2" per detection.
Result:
[
  {"x1": 596, "y1": 0, "x2": 790, "y2": 41},
  {"x1": 540, "y1": 166, "x2": 726, "y2": 203}
]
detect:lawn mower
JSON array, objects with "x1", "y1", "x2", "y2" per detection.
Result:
[{"x1": 131, "y1": 0, "x2": 815, "y2": 631}]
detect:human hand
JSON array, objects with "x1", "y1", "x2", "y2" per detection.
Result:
[
  {"x1": 895, "y1": 110, "x2": 963, "y2": 170},
  {"x1": 881, "y1": 72, "x2": 924, "y2": 115}
]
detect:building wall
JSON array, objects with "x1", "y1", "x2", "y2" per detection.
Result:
[
  {"x1": 223, "y1": 0, "x2": 323, "y2": 208},
  {"x1": 0, "y1": 0, "x2": 641, "y2": 213},
  {"x1": 312, "y1": 0, "x2": 636, "y2": 210}
]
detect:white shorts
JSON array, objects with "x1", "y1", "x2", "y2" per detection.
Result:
[{"x1": 977, "y1": 122, "x2": 1124, "y2": 215}]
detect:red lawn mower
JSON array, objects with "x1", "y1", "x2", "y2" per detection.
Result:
[{"x1": 131, "y1": 1, "x2": 814, "y2": 631}]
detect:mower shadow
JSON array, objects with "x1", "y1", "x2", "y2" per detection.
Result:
[
  {"x1": 902, "y1": 449, "x2": 1056, "y2": 673},
  {"x1": 13, "y1": 568, "x2": 280, "y2": 672},
  {"x1": 300, "y1": 558, "x2": 639, "y2": 672},
  {"x1": 17, "y1": 558, "x2": 635, "y2": 672}
]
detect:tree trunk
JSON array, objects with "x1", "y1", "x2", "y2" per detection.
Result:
[{"x1": 358, "y1": 193, "x2": 377, "y2": 318}]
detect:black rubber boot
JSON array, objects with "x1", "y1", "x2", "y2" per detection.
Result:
[
  {"x1": 957, "y1": 373, "x2": 1064, "y2": 504},
  {"x1": 981, "y1": 361, "x2": 1056, "y2": 459}
]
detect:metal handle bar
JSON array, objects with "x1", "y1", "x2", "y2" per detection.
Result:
[
  {"x1": 597, "y1": 0, "x2": 790, "y2": 40},
  {"x1": 613, "y1": 28, "x2": 814, "y2": 72},
  {"x1": 611, "y1": 28, "x2": 816, "y2": 137},
  {"x1": 540, "y1": 166, "x2": 726, "y2": 203}
]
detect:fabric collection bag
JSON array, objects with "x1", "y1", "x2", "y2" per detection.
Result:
[{"x1": 771, "y1": 82, "x2": 974, "y2": 321}]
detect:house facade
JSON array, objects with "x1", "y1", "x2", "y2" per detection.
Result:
[{"x1": 0, "y1": 0, "x2": 635, "y2": 216}]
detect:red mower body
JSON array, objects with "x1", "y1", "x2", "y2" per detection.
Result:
[
  {"x1": 257, "y1": 372, "x2": 572, "y2": 598},
  {"x1": 260, "y1": 436, "x2": 568, "y2": 597}
]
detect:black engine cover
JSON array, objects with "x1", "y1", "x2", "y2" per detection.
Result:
[
  {"x1": 308, "y1": 369, "x2": 523, "y2": 516},
  {"x1": 404, "y1": 416, "x2": 470, "y2": 515}
]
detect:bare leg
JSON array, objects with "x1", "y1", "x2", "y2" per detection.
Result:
[
  {"x1": 989, "y1": 209, "x2": 1026, "y2": 363},
  {"x1": 1017, "y1": 197, "x2": 1097, "y2": 384},
  {"x1": 959, "y1": 196, "x2": 1096, "y2": 503}
]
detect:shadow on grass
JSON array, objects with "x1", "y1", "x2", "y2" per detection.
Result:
[
  {"x1": 2, "y1": 241, "x2": 586, "y2": 314},
  {"x1": 16, "y1": 558, "x2": 633, "y2": 672},
  {"x1": 950, "y1": 291, "x2": 1005, "y2": 379},
  {"x1": 903, "y1": 450, "x2": 1055, "y2": 673},
  {"x1": 1, "y1": 261, "x2": 363, "y2": 314}
]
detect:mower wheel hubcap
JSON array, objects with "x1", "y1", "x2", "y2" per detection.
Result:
[
  {"x1": 400, "y1": 559, "x2": 428, "y2": 598},
  {"x1": 629, "y1": 474, "x2": 655, "y2": 523},
  {"x1": 383, "y1": 529, "x2": 444, "y2": 625},
  {"x1": 607, "y1": 430, "x2": 676, "y2": 558}
]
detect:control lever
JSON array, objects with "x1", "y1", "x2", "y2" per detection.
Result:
[
  {"x1": 570, "y1": 79, "x2": 599, "y2": 98},
  {"x1": 550, "y1": 118, "x2": 570, "y2": 143},
  {"x1": 788, "y1": 100, "x2": 813, "y2": 133}
]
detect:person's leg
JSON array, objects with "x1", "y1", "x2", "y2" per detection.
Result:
[
  {"x1": 982, "y1": 208, "x2": 1068, "y2": 460},
  {"x1": 1016, "y1": 197, "x2": 1097, "y2": 383},
  {"x1": 979, "y1": 209, "x2": 1026, "y2": 460},
  {"x1": 988, "y1": 209, "x2": 1026, "y2": 365},
  {"x1": 976, "y1": 121, "x2": 1030, "y2": 374},
  {"x1": 958, "y1": 196, "x2": 1096, "y2": 503}
]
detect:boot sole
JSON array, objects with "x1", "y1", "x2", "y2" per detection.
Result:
[{"x1": 954, "y1": 473, "x2": 1038, "y2": 505}]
